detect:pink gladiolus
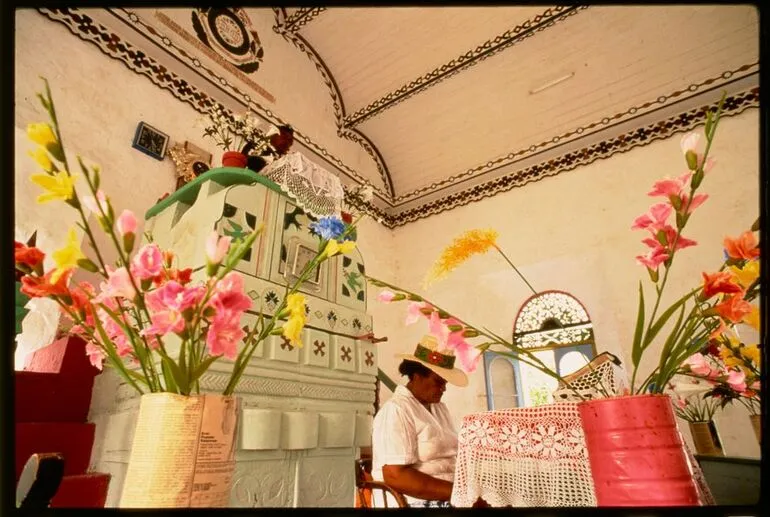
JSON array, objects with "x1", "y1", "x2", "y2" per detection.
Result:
[
  {"x1": 631, "y1": 203, "x2": 672, "y2": 231},
  {"x1": 679, "y1": 132, "x2": 701, "y2": 154},
  {"x1": 98, "y1": 266, "x2": 136, "y2": 300},
  {"x1": 131, "y1": 244, "x2": 164, "y2": 280},
  {"x1": 680, "y1": 193, "x2": 708, "y2": 214},
  {"x1": 82, "y1": 190, "x2": 109, "y2": 216},
  {"x1": 205, "y1": 231, "x2": 231, "y2": 265},
  {"x1": 207, "y1": 272, "x2": 252, "y2": 323},
  {"x1": 405, "y1": 301, "x2": 432, "y2": 325},
  {"x1": 377, "y1": 290, "x2": 396, "y2": 302},
  {"x1": 647, "y1": 173, "x2": 690, "y2": 198},
  {"x1": 662, "y1": 226, "x2": 697, "y2": 251},
  {"x1": 142, "y1": 309, "x2": 185, "y2": 336},
  {"x1": 147, "y1": 281, "x2": 206, "y2": 313},
  {"x1": 684, "y1": 353, "x2": 712, "y2": 377},
  {"x1": 206, "y1": 318, "x2": 244, "y2": 359},
  {"x1": 636, "y1": 247, "x2": 669, "y2": 270},
  {"x1": 116, "y1": 210, "x2": 138, "y2": 236},
  {"x1": 726, "y1": 369, "x2": 747, "y2": 392},
  {"x1": 85, "y1": 341, "x2": 106, "y2": 370}
]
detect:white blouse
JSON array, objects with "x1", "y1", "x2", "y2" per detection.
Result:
[{"x1": 371, "y1": 385, "x2": 458, "y2": 507}]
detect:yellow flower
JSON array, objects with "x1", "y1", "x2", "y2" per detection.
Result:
[
  {"x1": 282, "y1": 313, "x2": 306, "y2": 348},
  {"x1": 286, "y1": 293, "x2": 306, "y2": 316},
  {"x1": 27, "y1": 123, "x2": 57, "y2": 147},
  {"x1": 741, "y1": 344, "x2": 761, "y2": 368},
  {"x1": 729, "y1": 261, "x2": 759, "y2": 289},
  {"x1": 719, "y1": 340, "x2": 742, "y2": 369},
  {"x1": 323, "y1": 239, "x2": 357, "y2": 258},
  {"x1": 424, "y1": 229, "x2": 499, "y2": 287},
  {"x1": 742, "y1": 304, "x2": 760, "y2": 331},
  {"x1": 51, "y1": 228, "x2": 85, "y2": 283},
  {"x1": 30, "y1": 170, "x2": 76, "y2": 203},
  {"x1": 28, "y1": 147, "x2": 53, "y2": 171}
]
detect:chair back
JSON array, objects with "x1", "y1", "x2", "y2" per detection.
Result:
[{"x1": 354, "y1": 459, "x2": 408, "y2": 508}]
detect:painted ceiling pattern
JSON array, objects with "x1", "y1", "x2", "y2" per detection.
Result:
[{"x1": 36, "y1": 6, "x2": 760, "y2": 228}]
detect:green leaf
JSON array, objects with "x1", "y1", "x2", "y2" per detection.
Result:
[
  {"x1": 125, "y1": 369, "x2": 150, "y2": 386},
  {"x1": 189, "y1": 355, "x2": 221, "y2": 385},
  {"x1": 161, "y1": 360, "x2": 178, "y2": 393},
  {"x1": 162, "y1": 357, "x2": 188, "y2": 394},
  {"x1": 631, "y1": 282, "x2": 646, "y2": 368},
  {"x1": 643, "y1": 289, "x2": 696, "y2": 348},
  {"x1": 704, "y1": 110, "x2": 714, "y2": 137}
]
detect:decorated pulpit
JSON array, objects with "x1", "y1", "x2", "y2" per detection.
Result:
[{"x1": 87, "y1": 156, "x2": 377, "y2": 507}]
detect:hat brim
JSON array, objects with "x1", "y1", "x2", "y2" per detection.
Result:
[{"x1": 396, "y1": 353, "x2": 468, "y2": 387}]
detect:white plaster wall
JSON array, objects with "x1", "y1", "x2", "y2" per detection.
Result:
[{"x1": 378, "y1": 110, "x2": 760, "y2": 458}]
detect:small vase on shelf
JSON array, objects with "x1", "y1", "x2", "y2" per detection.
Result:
[
  {"x1": 222, "y1": 151, "x2": 247, "y2": 168},
  {"x1": 688, "y1": 421, "x2": 723, "y2": 456}
]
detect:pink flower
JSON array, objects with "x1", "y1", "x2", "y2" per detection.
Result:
[
  {"x1": 636, "y1": 246, "x2": 669, "y2": 270},
  {"x1": 97, "y1": 266, "x2": 136, "y2": 300},
  {"x1": 647, "y1": 172, "x2": 691, "y2": 198},
  {"x1": 405, "y1": 301, "x2": 433, "y2": 325},
  {"x1": 97, "y1": 308, "x2": 132, "y2": 357},
  {"x1": 206, "y1": 318, "x2": 245, "y2": 359},
  {"x1": 680, "y1": 193, "x2": 708, "y2": 214},
  {"x1": 131, "y1": 244, "x2": 164, "y2": 280},
  {"x1": 703, "y1": 157, "x2": 715, "y2": 174},
  {"x1": 147, "y1": 281, "x2": 206, "y2": 313},
  {"x1": 679, "y1": 132, "x2": 701, "y2": 154},
  {"x1": 427, "y1": 313, "x2": 481, "y2": 373},
  {"x1": 208, "y1": 272, "x2": 252, "y2": 323},
  {"x1": 684, "y1": 353, "x2": 712, "y2": 377},
  {"x1": 142, "y1": 309, "x2": 185, "y2": 336},
  {"x1": 377, "y1": 290, "x2": 396, "y2": 302},
  {"x1": 662, "y1": 226, "x2": 697, "y2": 251},
  {"x1": 631, "y1": 203, "x2": 673, "y2": 232},
  {"x1": 85, "y1": 341, "x2": 106, "y2": 370},
  {"x1": 726, "y1": 369, "x2": 747, "y2": 392},
  {"x1": 205, "y1": 231, "x2": 231, "y2": 265},
  {"x1": 82, "y1": 190, "x2": 109, "y2": 216},
  {"x1": 116, "y1": 210, "x2": 138, "y2": 236}
]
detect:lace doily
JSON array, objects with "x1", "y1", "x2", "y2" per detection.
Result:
[
  {"x1": 552, "y1": 352, "x2": 630, "y2": 402},
  {"x1": 452, "y1": 403, "x2": 596, "y2": 508},
  {"x1": 262, "y1": 152, "x2": 344, "y2": 218}
]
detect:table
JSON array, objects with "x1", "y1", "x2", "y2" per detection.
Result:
[{"x1": 451, "y1": 403, "x2": 715, "y2": 507}]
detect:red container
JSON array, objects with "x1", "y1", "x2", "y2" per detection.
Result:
[
  {"x1": 578, "y1": 394, "x2": 700, "y2": 506},
  {"x1": 222, "y1": 151, "x2": 247, "y2": 168}
]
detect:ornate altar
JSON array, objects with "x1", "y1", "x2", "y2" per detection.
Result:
[{"x1": 87, "y1": 161, "x2": 377, "y2": 507}]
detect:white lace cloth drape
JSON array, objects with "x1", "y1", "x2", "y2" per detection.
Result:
[
  {"x1": 262, "y1": 152, "x2": 344, "y2": 218},
  {"x1": 451, "y1": 402, "x2": 716, "y2": 508}
]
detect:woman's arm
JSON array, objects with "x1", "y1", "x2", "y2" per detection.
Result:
[{"x1": 382, "y1": 464, "x2": 453, "y2": 502}]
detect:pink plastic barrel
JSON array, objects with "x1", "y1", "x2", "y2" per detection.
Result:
[{"x1": 578, "y1": 394, "x2": 701, "y2": 506}]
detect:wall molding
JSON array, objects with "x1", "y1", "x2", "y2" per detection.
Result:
[{"x1": 283, "y1": 7, "x2": 326, "y2": 33}]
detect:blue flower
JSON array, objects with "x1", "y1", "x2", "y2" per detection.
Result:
[{"x1": 309, "y1": 216, "x2": 345, "y2": 240}]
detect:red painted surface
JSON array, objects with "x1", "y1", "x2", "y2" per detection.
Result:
[
  {"x1": 15, "y1": 423, "x2": 95, "y2": 481},
  {"x1": 15, "y1": 371, "x2": 94, "y2": 423},
  {"x1": 17, "y1": 335, "x2": 111, "y2": 507},
  {"x1": 52, "y1": 473, "x2": 111, "y2": 508}
]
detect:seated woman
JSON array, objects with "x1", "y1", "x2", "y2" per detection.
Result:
[{"x1": 371, "y1": 335, "x2": 468, "y2": 508}]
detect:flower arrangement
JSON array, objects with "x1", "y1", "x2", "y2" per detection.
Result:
[
  {"x1": 15, "y1": 79, "x2": 359, "y2": 396},
  {"x1": 201, "y1": 104, "x2": 278, "y2": 153},
  {"x1": 666, "y1": 371, "x2": 723, "y2": 423}
]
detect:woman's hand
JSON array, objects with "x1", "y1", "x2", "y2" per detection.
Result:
[{"x1": 382, "y1": 464, "x2": 453, "y2": 502}]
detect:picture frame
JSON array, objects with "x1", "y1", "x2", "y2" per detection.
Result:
[
  {"x1": 291, "y1": 242, "x2": 321, "y2": 285},
  {"x1": 132, "y1": 122, "x2": 170, "y2": 160}
]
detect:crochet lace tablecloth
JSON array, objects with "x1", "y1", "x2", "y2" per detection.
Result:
[
  {"x1": 262, "y1": 152, "x2": 344, "y2": 218},
  {"x1": 451, "y1": 403, "x2": 715, "y2": 508}
]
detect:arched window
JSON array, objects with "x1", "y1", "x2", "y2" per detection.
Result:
[{"x1": 484, "y1": 291, "x2": 596, "y2": 409}]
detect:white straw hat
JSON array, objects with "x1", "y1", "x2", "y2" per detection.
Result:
[{"x1": 396, "y1": 335, "x2": 468, "y2": 387}]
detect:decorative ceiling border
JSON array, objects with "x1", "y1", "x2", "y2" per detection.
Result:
[
  {"x1": 385, "y1": 87, "x2": 759, "y2": 228},
  {"x1": 394, "y1": 63, "x2": 760, "y2": 204},
  {"x1": 272, "y1": 7, "x2": 396, "y2": 199},
  {"x1": 344, "y1": 5, "x2": 587, "y2": 128},
  {"x1": 37, "y1": 7, "x2": 389, "y2": 206},
  {"x1": 283, "y1": 7, "x2": 326, "y2": 33}
]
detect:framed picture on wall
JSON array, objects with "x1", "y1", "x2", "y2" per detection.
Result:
[{"x1": 132, "y1": 122, "x2": 169, "y2": 160}]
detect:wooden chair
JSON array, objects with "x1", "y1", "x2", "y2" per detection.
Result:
[{"x1": 355, "y1": 458, "x2": 408, "y2": 508}]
